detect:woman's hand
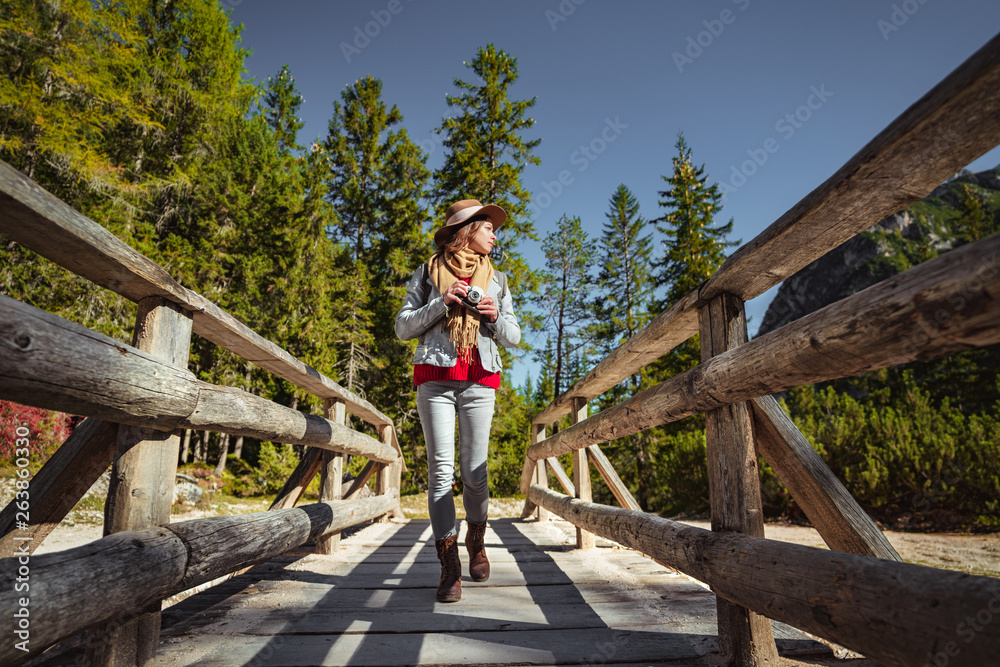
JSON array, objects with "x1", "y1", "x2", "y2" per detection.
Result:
[
  {"x1": 443, "y1": 282, "x2": 467, "y2": 307},
  {"x1": 476, "y1": 295, "x2": 499, "y2": 323}
]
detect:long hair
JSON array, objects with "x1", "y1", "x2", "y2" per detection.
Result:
[{"x1": 438, "y1": 216, "x2": 490, "y2": 254}]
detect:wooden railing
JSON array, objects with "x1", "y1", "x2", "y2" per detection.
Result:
[
  {"x1": 0, "y1": 158, "x2": 404, "y2": 665},
  {"x1": 521, "y1": 32, "x2": 1000, "y2": 667}
]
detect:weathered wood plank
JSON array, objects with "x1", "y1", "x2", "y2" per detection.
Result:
[
  {"x1": 0, "y1": 493, "x2": 398, "y2": 665},
  {"x1": 269, "y1": 448, "x2": 323, "y2": 511},
  {"x1": 317, "y1": 399, "x2": 345, "y2": 554},
  {"x1": 0, "y1": 295, "x2": 400, "y2": 463},
  {"x1": 0, "y1": 418, "x2": 117, "y2": 556},
  {"x1": 585, "y1": 445, "x2": 639, "y2": 511},
  {"x1": 91, "y1": 297, "x2": 193, "y2": 667},
  {"x1": 572, "y1": 398, "x2": 595, "y2": 550},
  {"x1": 526, "y1": 231, "x2": 1000, "y2": 464},
  {"x1": 750, "y1": 394, "x2": 901, "y2": 561},
  {"x1": 529, "y1": 485, "x2": 1000, "y2": 667},
  {"x1": 699, "y1": 293, "x2": 777, "y2": 666}
]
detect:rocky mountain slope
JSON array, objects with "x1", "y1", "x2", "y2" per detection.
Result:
[{"x1": 756, "y1": 166, "x2": 1000, "y2": 337}]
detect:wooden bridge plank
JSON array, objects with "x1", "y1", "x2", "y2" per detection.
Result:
[{"x1": 138, "y1": 519, "x2": 828, "y2": 667}]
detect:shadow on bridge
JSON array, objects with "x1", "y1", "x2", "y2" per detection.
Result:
[{"x1": 146, "y1": 518, "x2": 827, "y2": 666}]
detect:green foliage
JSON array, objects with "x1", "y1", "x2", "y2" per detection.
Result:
[
  {"x1": 254, "y1": 442, "x2": 299, "y2": 495},
  {"x1": 776, "y1": 369, "x2": 1000, "y2": 527},
  {"x1": 433, "y1": 43, "x2": 542, "y2": 304},
  {"x1": 534, "y1": 214, "x2": 596, "y2": 397},
  {"x1": 652, "y1": 133, "x2": 738, "y2": 310}
]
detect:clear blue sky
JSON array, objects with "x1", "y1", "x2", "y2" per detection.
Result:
[{"x1": 222, "y1": 0, "x2": 1000, "y2": 390}]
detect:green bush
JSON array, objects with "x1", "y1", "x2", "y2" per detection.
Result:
[{"x1": 255, "y1": 442, "x2": 299, "y2": 494}]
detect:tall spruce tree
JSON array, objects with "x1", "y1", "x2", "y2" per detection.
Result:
[
  {"x1": 591, "y1": 185, "x2": 655, "y2": 508},
  {"x1": 322, "y1": 75, "x2": 430, "y2": 441},
  {"x1": 594, "y1": 184, "x2": 654, "y2": 373},
  {"x1": 432, "y1": 43, "x2": 541, "y2": 294},
  {"x1": 640, "y1": 133, "x2": 740, "y2": 514},
  {"x1": 536, "y1": 215, "x2": 595, "y2": 400},
  {"x1": 262, "y1": 64, "x2": 304, "y2": 155},
  {"x1": 653, "y1": 133, "x2": 738, "y2": 310}
]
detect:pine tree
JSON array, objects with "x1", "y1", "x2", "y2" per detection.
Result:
[
  {"x1": 536, "y1": 215, "x2": 595, "y2": 399},
  {"x1": 640, "y1": 134, "x2": 741, "y2": 513},
  {"x1": 653, "y1": 133, "x2": 739, "y2": 310},
  {"x1": 432, "y1": 43, "x2": 541, "y2": 294},
  {"x1": 262, "y1": 64, "x2": 304, "y2": 155},
  {"x1": 594, "y1": 184, "x2": 654, "y2": 381},
  {"x1": 322, "y1": 75, "x2": 431, "y2": 419}
]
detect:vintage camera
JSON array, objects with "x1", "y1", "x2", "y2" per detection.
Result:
[{"x1": 461, "y1": 285, "x2": 485, "y2": 309}]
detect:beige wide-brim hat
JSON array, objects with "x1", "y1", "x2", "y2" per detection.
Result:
[{"x1": 434, "y1": 199, "x2": 507, "y2": 247}]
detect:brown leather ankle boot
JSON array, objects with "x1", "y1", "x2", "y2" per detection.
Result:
[
  {"x1": 435, "y1": 534, "x2": 462, "y2": 602},
  {"x1": 466, "y1": 521, "x2": 490, "y2": 582}
]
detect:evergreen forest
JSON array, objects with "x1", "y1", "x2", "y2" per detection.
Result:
[{"x1": 2, "y1": 0, "x2": 998, "y2": 530}]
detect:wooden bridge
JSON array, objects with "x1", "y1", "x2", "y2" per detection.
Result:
[{"x1": 2, "y1": 31, "x2": 1000, "y2": 667}]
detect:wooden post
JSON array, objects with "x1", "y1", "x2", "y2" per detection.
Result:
[
  {"x1": 374, "y1": 424, "x2": 402, "y2": 520},
  {"x1": 89, "y1": 296, "x2": 192, "y2": 667},
  {"x1": 533, "y1": 424, "x2": 549, "y2": 521},
  {"x1": 317, "y1": 399, "x2": 345, "y2": 554},
  {"x1": 571, "y1": 398, "x2": 594, "y2": 549},
  {"x1": 699, "y1": 292, "x2": 778, "y2": 666}
]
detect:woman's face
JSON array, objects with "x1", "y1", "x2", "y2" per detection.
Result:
[{"x1": 467, "y1": 219, "x2": 495, "y2": 255}]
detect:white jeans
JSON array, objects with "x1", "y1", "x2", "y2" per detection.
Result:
[{"x1": 416, "y1": 380, "x2": 496, "y2": 539}]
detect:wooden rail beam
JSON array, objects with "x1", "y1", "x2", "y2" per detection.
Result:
[
  {"x1": 529, "y1": 485, "x2": 1000, "y2": 667},
  {"x1": 522, "y1": 230, "x2": 1000, "y2": 476},
  {"x1": 0, "y1": 160, "x2": 402, "y2": 464},
  {"x1": 0, "y1": 492, "x2": 398, "y2": 666},
  {"x1": 0, "y1": 295, "x2": 399, "y2": 464},
  {"x1": 751, "y1": 395, "x2": 900, "y2": 561}
]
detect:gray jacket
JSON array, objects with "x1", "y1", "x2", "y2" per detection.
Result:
[{"x1": 394, "y1": 265, "x2": 521, "y2": 373}]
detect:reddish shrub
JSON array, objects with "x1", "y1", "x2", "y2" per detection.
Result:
[{"x1": 0, "y1": 400, "x2": 75, "y2": 462}]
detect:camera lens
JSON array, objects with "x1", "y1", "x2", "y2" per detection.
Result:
[{"x1": 466, "y1": 286, "x2": 484, "y2": 305}]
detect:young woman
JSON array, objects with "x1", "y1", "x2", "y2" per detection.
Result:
[{"x1": 394, "y1": 199, "x2": 521, "y2": 603}]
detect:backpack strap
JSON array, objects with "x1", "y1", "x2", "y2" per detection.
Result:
[{"x1": 495, "y1": 270, "x2": 508, "y2": 301}]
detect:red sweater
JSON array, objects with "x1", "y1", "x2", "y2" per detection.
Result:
[{"x1": 413, "y1": 277, "x2": 501, "y2": 389}]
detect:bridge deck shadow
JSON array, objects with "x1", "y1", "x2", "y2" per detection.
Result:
[{"x1": 127, "y1": 518, "x2": 829, "y2": 666}]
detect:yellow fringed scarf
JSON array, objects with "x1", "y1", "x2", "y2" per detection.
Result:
[{"x1": 428, "y1": 248, "x2": 494, "y2": 358}]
